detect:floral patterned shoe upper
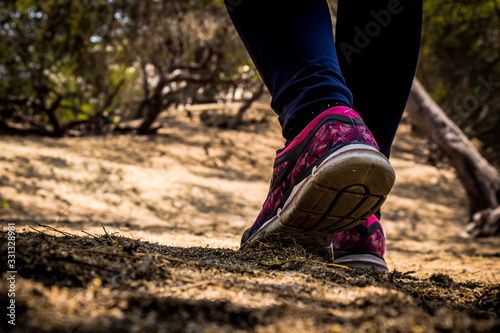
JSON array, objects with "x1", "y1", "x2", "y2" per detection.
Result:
[
  {"x1": 332, "y1": 215, "x2": 388, "y2": 272},
  {"x1": 240, "y1": 106, "x2": 395, "y2": 252}
]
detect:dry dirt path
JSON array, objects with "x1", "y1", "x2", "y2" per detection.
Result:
[{"x1": 0, "y1": 108, "x2": 499, "y2": 332}]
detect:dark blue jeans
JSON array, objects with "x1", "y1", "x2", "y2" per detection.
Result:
[{"x1": 225, "y1": 0, "x2": 422, "y2": 158}]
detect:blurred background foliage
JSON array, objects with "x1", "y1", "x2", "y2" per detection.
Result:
[
  {"x1": 418, "y1": 0, "x2": 500, "y2": 166},
  {"x1": 0, "y1": 0, "x2": 499, "y2": 165},
  {"x1": 0, "y1": 0, "x2": 260, "y2": 136}
]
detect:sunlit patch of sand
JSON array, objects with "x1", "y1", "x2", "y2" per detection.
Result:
[{"x1": 1, "y1": 110, "x2": 499, "y2": 282}]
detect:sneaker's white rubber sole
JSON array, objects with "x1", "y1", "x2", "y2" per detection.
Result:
[
  {"x1": 333, "y1": 254, "x2": 389, "y2": 272},
  {"x1": 240, "y1": 144, "x2": 395, "y2": 252}
]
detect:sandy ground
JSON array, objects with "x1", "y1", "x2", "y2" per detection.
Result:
[
  {"x1": 0, "y1": 105, "x2": 499, "y2": 332},
  {"x1": 1, "y1": 106, "x2": 498, "y2": 282}
]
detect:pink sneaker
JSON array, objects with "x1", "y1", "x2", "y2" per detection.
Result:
[
  {"x1": 240, "y1": 106, "x2": 395, "y2": 252},
  {"x1": 332, "y1": 215, "x2": 388, "y2": 272}
]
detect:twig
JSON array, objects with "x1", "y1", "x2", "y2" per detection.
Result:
[
  {"x1": 55, "y1": 205, "x2": 71, "y2": 226},
  {"x1": 486, "y1": 263, "x2": 499, "y2": 284},
  {"x1": 456, "y1": 269, "x2": 487, "y2": 278},
  {"x1": 81, "y1": 230, "x2": 100, "y2": 240},
  {"x1": 170, "y1": 280, "x2": 213, "y2": 293},
  {"x1": 260, "y1": 258, "x2": 349, "y2": 270},
  {"x1": 309, "y1": 259, "x2": 350, "y2": 270},
  {"x1": 154, "y1": 254, "x2": 189, "y2": 265},
  {"x1": 33, "y1": 221, "x2": 75, "y2": 238},
  {"x1": 29, "y1": 226, "x2": 45, "y2": 235},
  {"x1": 99, "y1": 221, "x2": 112, "y2": 239}
]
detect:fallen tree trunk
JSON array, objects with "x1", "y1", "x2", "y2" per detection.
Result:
[{"x1": 406, "y1": 79, "x2": 500, "y2": 237}]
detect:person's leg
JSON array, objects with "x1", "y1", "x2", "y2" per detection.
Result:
[
  {"x1": 335, "y1": 0, "x2": 423, "y2": 158},
  {"x1": 225, "y1": 0, "x2": 352, "y2": 140},
  {"x1": 332, "y1": 0, "x2": 422, "y2": 270},
  {"x1": 225, "y1": 0, "x2": 396, "y2": 255}
]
